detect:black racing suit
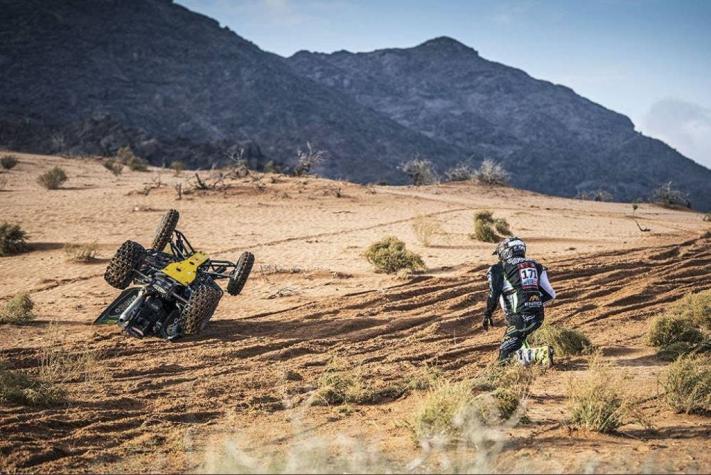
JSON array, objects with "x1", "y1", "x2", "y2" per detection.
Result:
[{"x1": 484, "y1": 257, "x2": 556, "y2": 361}]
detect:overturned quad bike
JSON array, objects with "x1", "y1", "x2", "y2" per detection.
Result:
[{"x1": 96, "y1": 209, "x2": 254, "y2": 339}]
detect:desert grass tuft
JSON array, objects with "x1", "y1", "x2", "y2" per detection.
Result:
[
  {"x1": 39, "y1": 322, "x2": 105, "y2": 385},
  {"x1": 528, "y1": 323, "x2": 593, "y2": 356},
  {"x1": 567, "y1": 358, "x2": 648, "y2": 433},
  {"x1": 471, "y1": 210, "x2": 511, "y2": 243},
  {"x1": 103, "y1": 159, "x2": 124, "y2": 176},
  {"x1": 406, "y1": 363, "x2": 443, "y2": 391},
  {"x1": 408, "y1": 379, "x2": 479, "y2": 441},
  {"x1": 0, "y1": 292, "x2": 35, "y2": 324},
  {"x1": 0, "y1": 222, "x2": 29, "y2": 256},
  {"x1": 37, "y1": 166, "x2": 68, "y2": 189},
  {"x1": 312, "y1": 358, "x2": 405, "y2": 406},
  {"x1": 0, "y1": 154, "x2": 18, "y2": 170},
  {"x1": 0, "y1": 363, "x2": 65, "y2": 406},
  {"x1": 660, "y1": 355, "x2": 710, "y2": 414},
  {"x1": 117, "y1": 146, "x2": 149, "y2": 171},
  {"x1": 364, "y1": 236, "x2": 425, "y2": 274},
  {"x1": 64, "y1": 241, "x2": 98, "y2": 262},
  {"x1": 412, "y1": 215, "x2": 443, "y2": 247}
]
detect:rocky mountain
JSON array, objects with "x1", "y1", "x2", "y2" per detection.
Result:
[
  {"x1": 0, "y1": 0, "x2": 461, "y2": 181},
  {"x1": 287, "y1": 38, "x2": 711, "y2": 208},
  {"x1": 1, "y1": 1, "x2": 710, "y2": 208}
]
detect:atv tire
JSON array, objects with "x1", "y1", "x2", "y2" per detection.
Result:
[
  {"x1": 227, "y1": 251, "x2": 254, "y2": 296},
  {"x1": 180, "y1": 284, "x2": 223, "y2": 335},
  {"x1": 151, "y1": 209, "x2": 179, "y2": 251},
  {"x1": 104, "y1": 240, "x2": 146, "y2": 289}
]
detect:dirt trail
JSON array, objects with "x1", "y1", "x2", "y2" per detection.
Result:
[
  {"x1": 1, "y1": 234, "x2": 709, "y2": 472},
  {"x1": 0, "y1": 153, "x2": 709, "y2": 472}
]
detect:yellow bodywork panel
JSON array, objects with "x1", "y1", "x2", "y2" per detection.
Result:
[{"x1": 162, "y1": 252, "x2": 209, "y2": 285}]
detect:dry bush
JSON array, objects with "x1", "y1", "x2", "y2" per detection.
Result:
[
  {"x1": 37, "y1": 166, "x2": 68, "y2": 189},
  {"x1": 400, "y1": 158, "x2": 438, "y2": 186},
  {"x1": 653, "y1": 181, "x2": 690, "y2": 208},
  {"x1": 474, "y1": 159, "x2": 509, "y2": 186},
  {"x1": 103, "y1": 159, "x2": 123, "y2": 176},
  {"x1": 0, "y1": 293, "x2": 35, "y2": 324},
  {"x1": 312, "y1": 359, "x2": 405, "y2": 406},
  {"x1": 567, "y1": 358, "x2": 647, "y2": 433},
  {"x1": 364, "y1": 236, "x2": 425, "y2": 274},
  {"x1": 471, "y1": 210, "x2": 511, "y2": 243},
  {"x1": 0, "y1": 222, "x2": 29, "y2": 256},
  {"x1": 0, "y1": 363, "x2": 65, "y2": 407},
  {"x1": 409, "y1": 379, "x2": 479, "y2": 442},
  {"x1": 444, "y1": 162, "x2": 475, "y2": 182},
  {"x1": 669, "y1": 290, "x2": 711, "y2": 331},
  {"x1": 472, "y1": 363, "x2": 536, "y2": 419},
  {"x1": 294, "y1": 142, "x2": 326, "y2": 176},
  {"x1": 406, "y1": 363, "x2": 443, "y2": 391},
  {"x1": 64, "y1": 241, "x2": 98, "y2": 262},
  {"x1": 494, "y1": 217, "x2": 511, "y2": 236},
  {"x1": 39, "y1": 324, "x2": 103, "y2": 384},
  {"x1": 647, "y1": 315, "x2": 703, "y2": 348},
  {"x1": 170, "y1": 160, "x2": 185, "y2": 176},
  {"x1": 412, "y1": 215, "x2": 443, "y2": 247},
  {"x1": 660, "y1": 355, "x2": 710, "y2": 414},
  {"x1": 408, "y1": 363, "x2": 537, "y2": 443},
  {"x1": 0, "y1": 154, "x2": 18, "y2": 170},
  {"x1": 117, "y1": 146, "x2": 148, "y2": 171},
  {"x1": 528, "y1": 323, "x2": 593, "y2": 356},
  {"x1": 704, "y1": 213, "x2": 711, "y2": 222},
  {"x1": 576, "y1": 190, "x2": 614, "y2": 202}
]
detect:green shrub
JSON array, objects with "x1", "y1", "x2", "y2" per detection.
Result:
[
  {"x1": 660, "y1": 355, "x2": 710, "y2": 414},
  {"x1": 669, "y1": 290, "x2": 711, "y2": 331},
  {"x1": 528, "y1": 323, "x2": 593, "y2": 356},
  {"x1": 647, "y1": 315, "x2": 703, "y2": 348},
  {"x1": 37, "y1": 166, "x2": 68, "y2": 189},
  {"x1": 0, "y1": 155, "x2": 18, "y2": 170},
  {"x1": 364, "y1": 236, "x2": 425, "y2": 274},
  {"x1": 656, "y1": 340, "x2": 710, "y2": 362},
  {"x1": 0, "y1": 293, "x2": 35, "y2": 324},
  {"x1": 471, "y1": 211, "x2": 510, "y2": 243},
  {"x1": 0, "y1": 364, "x2": 64, "y2": 406},
  {"x1": 0, "y1": 223, "x2": 29, "y2": 256}
]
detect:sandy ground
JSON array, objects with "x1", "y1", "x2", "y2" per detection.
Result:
[{"x1": 0, "y1": 152, "x2": 709, "y2": 473}]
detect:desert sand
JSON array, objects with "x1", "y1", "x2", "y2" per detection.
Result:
[{"x1": 0, "y1": 152, "x2": 709, "y2": 473}]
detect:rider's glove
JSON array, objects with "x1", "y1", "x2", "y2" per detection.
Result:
[{"x1": 482, "y1": 314, "x2": 493, "y2": 331}]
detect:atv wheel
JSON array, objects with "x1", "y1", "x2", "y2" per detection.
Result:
[
  {"x1": 104, "y1": 240, "x2": 146, "y2": 289},
  {"x1": 180, "y1": 284, "x2": 223, "y2": 335},
  {"x1": 227, "y1": 251, "x2": 254, "y2": 296},
  {"x1": 151, "y1": 209, "x2": 179, "y2": 251}
]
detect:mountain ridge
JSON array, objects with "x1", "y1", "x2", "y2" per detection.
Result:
[
  {"x1": 1, "y1": 1, "x2": 709, "y2": 208},
  {"x1": 287, "y1": 37, "x2": 711, "y2": 208}
]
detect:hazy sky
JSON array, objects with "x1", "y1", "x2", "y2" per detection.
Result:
[{"x1": 177, "y1": 0, "x2": 711, "y2": 169}]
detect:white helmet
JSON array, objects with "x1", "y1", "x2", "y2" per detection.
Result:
[{"x1": 494, "y1": 236, "x2": 526, "y2": 261}]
